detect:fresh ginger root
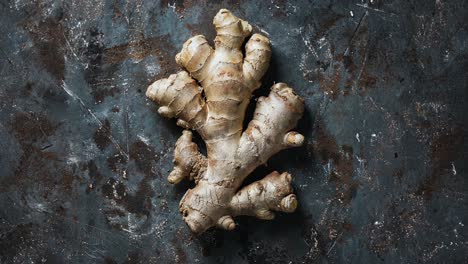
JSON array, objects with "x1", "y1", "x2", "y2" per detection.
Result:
[{"x1": 146, "y1": 9, "x2": 304, "y2": 234}]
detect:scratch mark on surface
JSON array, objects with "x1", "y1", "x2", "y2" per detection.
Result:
[
  {"x1": 451, "y1": 162, "x2": 457, "y2": 175},
  {"x1": 62, "y1": 31, "x2": 79, "y2": 60},
  {"x1": 137, "y1": 134, "x2": 150, "y2": 145},
  {"x1": 367, "y1": 96, "x2": 385, "y2": 112},
  {"x1": 61, "y1": 81, "x2": 129, "y2": 160},
  {"x1": 356, "y1": 3, "x2": 394, "y2": 15},
  {"x1": 354, "y1": 46, "x2": 368, "y2": 90},
  {"x1": 344, "y1": 11, "x2": 368, "y2": 56},
  {"x1": 326, "y1": 232, "x2": 343, "y2": 255},
  {"x1": 123, "y1": 87, "x2": 130, "y2": 158}
]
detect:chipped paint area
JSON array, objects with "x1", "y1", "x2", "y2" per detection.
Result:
[{"x1": 0, "y1": 0, "x2": 467, "y2": 263}]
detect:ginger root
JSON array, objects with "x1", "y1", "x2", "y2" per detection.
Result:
[{"x1": 146, "y1": 9, "x2": 304, "y2": 234}]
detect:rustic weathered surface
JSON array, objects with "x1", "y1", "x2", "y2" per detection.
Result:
[{"x1": 0, "y1": 0, "x2": 467, "y2": 263}]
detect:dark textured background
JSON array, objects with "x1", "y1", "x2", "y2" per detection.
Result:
[{"x1": 0, "y1": 0, "x2": 467, "y2": 263}]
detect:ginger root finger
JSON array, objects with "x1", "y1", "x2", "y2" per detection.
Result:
[
  {"x1": 230, "y1": 171, "x2": 298, "y2": 218},
  {"x1": 213, "y1": 8, "x2": 252, "y2": 50},
  {"x1": 167, "y1": 130, "x2": 207, "y2": 184},
  {"x1": 243, "y1": 33, "x2": 271, "y2": 90},
  {"x1": 146, "y1": 71, "x2": 207, "y2": 130},
  {"x1": 237, "y1": 82, "x2": 304, "y2": 171},
  {"x1": 175, "y1": 35, "x2": 214, "y2": 82}
]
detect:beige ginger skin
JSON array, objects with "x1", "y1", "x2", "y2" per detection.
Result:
[{"x1": 146, "y1": 9, "x2": 305, "y2": 234}]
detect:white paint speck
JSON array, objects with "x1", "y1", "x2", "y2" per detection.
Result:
[
  {"x1": 67, "y1": 156, "x2": 80, "y2": 165},
  {"x1": 451, "y1": 162, "x2": 457, "y2": 175},
  {"x1": 31, "y1": 202, "x2": 47, "y2": 212},
  {"x1": 350, "y1": 11, "x2": 354, "y2": 17},
  {"x1": 444, "y1": 49, "x2": 450, "y2": 62},
  {"x1": 137, "y1": 134, "x2": 150, "y2": 145},
  {"x1": 167, "y1": 2, "x2": 176, "y2": 12},
  {"x1": 356, "y1": 133, "x2": 360, "y2": 142}
]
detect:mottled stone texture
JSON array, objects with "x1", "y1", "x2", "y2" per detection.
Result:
[{"x1": 0, "y1": 0, "x2": 466, "y2": 263}]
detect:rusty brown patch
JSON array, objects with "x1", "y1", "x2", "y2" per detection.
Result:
[
  {"x1": 93, "y1": 119, "x2": 112, "y2": 151},
  {"x1": 7, "y1": 112, "x2": 58, "y2": 188},
  {"x1": 104, "y1": 35, "x2": 179, "y2": 78},
  {"x1": 129, "y1": 140, "x2": 158, "y2": 177},
  {"x1": 313, "y1": 121, "x2": 358, "y2": 205},
  {"x1": 12, "y1": 112, "x2": 57, "y2": 142},
  {"x1": 22, "y1": 17, "x2": 65, "y2": 81},
  {"x1": 61, "y1": 170, "x2": 75, "y2": 191},
  {"x1": 2, "y1": 112, "x2": 81, "y2": 201},
  {"x1": 307, "y1": 55, "x2": 349, "y2": 101},
  {"x1": 416, "y1": 126, "x2": 464, "y2": 200},
  {"x1": 111, "y1": 0, "x2": 125, "y2": 22},
  {"x1": 86, "y1": 160, "x2": 104, "y2": 194},
  {"x1": 318, "y1": 64, "x2": 343, "y2": 100},
  {"x1": 83, "y1": 28, "x2": 123, "y2": 104},
  {"x1": 94, "y1": 87, "x2": 120, "y2": 104}
]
